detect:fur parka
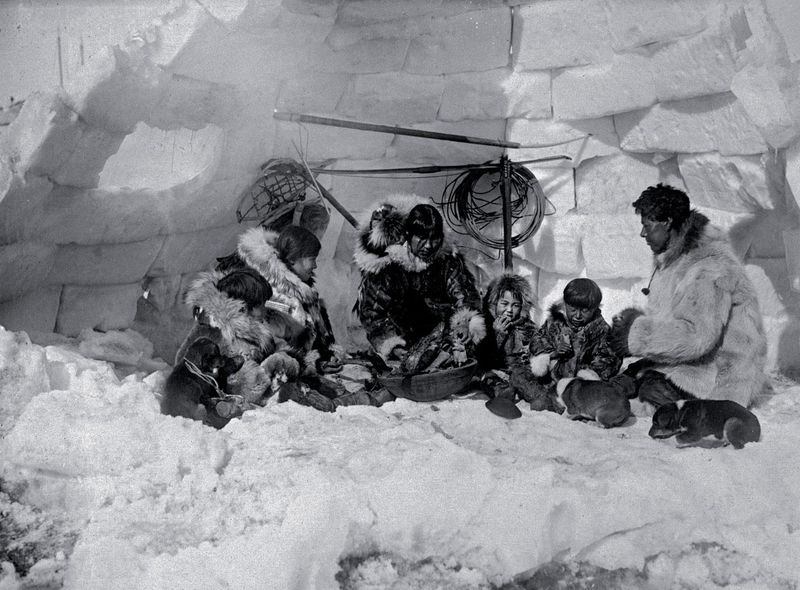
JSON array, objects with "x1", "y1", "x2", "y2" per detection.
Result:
[
  {"x1": 476, "y1": 273, "x2": 538, "y2": 371},
  {"x1": 353, "y1": 195, "x2": 483, "y2": 359},
  {"x1": 626, "y1": 211, "x2": 767, "y2": 407},
  {"x1": 233, "y1": 226, "x2": 336, "y2": 366},
  {"x1": 529, "y1": 303, "x2": 621, "y2": 382},
  {"x1": 175, "y1": 269, "x2": 281, "y2": 403}
]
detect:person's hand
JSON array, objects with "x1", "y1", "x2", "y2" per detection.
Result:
[
  {"x1": 550, "y1": 339, "x2": 573, "y2": 359},
  {"x1": 390, "y1": 346, "x2": 408, "y2": 361},
  {"x1": 452, "y1": 339, "x2": 467, "y2": 365},
  {"x1": 608, "y1": 308, "x2": 644, "y2": 358},
  {"x1": 493, "y1": 315, "x2": 513, "y2": 335}
]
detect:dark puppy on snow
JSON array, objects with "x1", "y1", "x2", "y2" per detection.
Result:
[
  {"x1": 649, "y1": 399, "x2": 761, "y2": 449},
  {"x1": 556, "y1": 369, "x2": 634, "y2": 428},
  {"x1": 162, "y1": 337, "x2": 244, "y2": 429}
]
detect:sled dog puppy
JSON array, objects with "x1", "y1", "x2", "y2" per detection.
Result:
[
  {"x1": 556, "y1": 369, "x2": 633, "y2": 428},
  {"x1": 162, "y1": 338, "x2": 244, "y2": 428},
  {"x1": 649, "y1": 399, "x2": 761, "y2": 449}
]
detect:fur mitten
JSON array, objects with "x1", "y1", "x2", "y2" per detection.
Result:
[
  {"x1": 608, "y1": 308, "x2": 644, "y2": 358},
  {"x1": 227, "y1": 359, "x2": 270, "y2": 403},
  {"x1": 262, "y1": 351, "x2": 301, "y2": 380}
]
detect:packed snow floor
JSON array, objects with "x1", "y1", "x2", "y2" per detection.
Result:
[{"x1": 1, "y1": 327, "x2": 799, "y2": 590}]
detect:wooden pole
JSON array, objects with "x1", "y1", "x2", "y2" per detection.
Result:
[
  {"x1": 57, "y1": 27, "x2": 64, "y2": 87},
  {"x1": 500, "y1": 155, "x2": 513, "y2": 270},
  {"x1": 274, "y1": 111, "x2": 521, "y2": 149},
  {"x1": 309, "y1": 155, "x2": 570, "y2": 176}
]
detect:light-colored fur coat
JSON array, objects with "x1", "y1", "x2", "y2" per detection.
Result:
[
  {"x1": 627, "y1": 211, "x2": 767, "y2": 407},
  {"x1": 236, "y1": 226, "x2": 336, "y2": 370}
]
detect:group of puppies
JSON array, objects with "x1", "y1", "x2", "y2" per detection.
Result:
[
  {"x1": 162, "y1": 338, "x2": 761, "y2": 449},
  {"x1": 555, "y1": 368, "x2": 761, "y2": 450}
]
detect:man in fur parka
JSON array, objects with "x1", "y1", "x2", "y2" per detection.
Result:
[
  {"x1": 608, "y1": 183, "x2": 768, "y2": 409},
  {"x1": 354, "y1": 196, "x2": 485, "y2": 362}
]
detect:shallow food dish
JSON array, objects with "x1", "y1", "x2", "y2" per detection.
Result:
[{"x1": 378, "y1": 360, "x2": 479, "y2": 402}]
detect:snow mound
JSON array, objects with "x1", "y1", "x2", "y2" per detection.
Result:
[{"x1": 0, "y1": 332, "x2": 799, "y2": 589}]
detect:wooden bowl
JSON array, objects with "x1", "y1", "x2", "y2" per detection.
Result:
[{"x1": 378, "y1": 361, "x2": 479, "y2": 402}]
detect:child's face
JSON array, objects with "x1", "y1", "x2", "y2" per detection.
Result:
[
  {"x1": 564, "y1": 303, "x2": 595, "y2": 328},
  {"x1": 495, "y1": 291, "x2": 522, "y2": 322}
]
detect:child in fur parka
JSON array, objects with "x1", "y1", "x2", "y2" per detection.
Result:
[
  {"x1": 354, "y1": 197, "x2": 485, "y2": 363},
  {"x1": 529, "y1": 278, "x2": 622, "y2": 384},
  {"x1": 476, "y1": 273, "x2": 558, "y2": 412}
]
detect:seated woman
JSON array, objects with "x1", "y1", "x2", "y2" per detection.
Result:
[
  {"x1": 175, "y1": 267, "x2": 302, "y2": 419},
  {"x1": 214, "y1": 224, "x2": 388, "y2": 411},
  {"x1": 216, "y1": 224, "x2": 336, "y2": 373},
  {"x1": 354, "y1": 197, "x2": 485, "y2": 364}
]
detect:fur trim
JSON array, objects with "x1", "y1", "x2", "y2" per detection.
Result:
[
  {"x1": 449, "y1": 308, "x2": 486, "y2": 345},
  {"x1": 378, "y1": 335, "x2": 406, "y2": 361},
  {"x1": 353, "y1": 194, "x2": 458, "y2": 274},
  {"x1": 227, "y1": 359, "x2": 269, "y2": 403},
  {"x1": 237, "y1": 226, "x2": 318, "y2": 306},
  {"x1": 530, "y1": 352, "x2": 551, "y2": 377},
  {"x1": 629, "y1": 210, "x2": 766, "y2": 407},
  {"x1": 353, "y1": 237, "x2": 396, "y2": 274},
  {"x1": 484, "y1": 273, "x2": 535, "y2": 317},
  {"x1": 469, "y1": 313, "x2": 487, "y2": 344},
  {"x1": 353, "y1": 195, "x2": 432, "y2": 273},
  {"x1": 184, "y1": 270, "x2": 276, "y2": 358},
  {"x1": 657, "y1": 210, "x2": 710, "y2": 269},
  {"x1": 262, "y1": 351, "x2": 300, "y2": 380},
  {"x1": 547, "y1": 301, "x2": 602, "y2": 326}
]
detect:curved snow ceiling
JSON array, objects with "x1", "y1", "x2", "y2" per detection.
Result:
[{"x1": 98, "y1": 122, "x2": 223, "y2": 190}]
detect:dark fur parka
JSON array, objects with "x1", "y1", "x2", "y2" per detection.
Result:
[
  {"x1": 529, "y1": 303, "x2": 621, "y2": 382},
  {"x1": 625, "y1": 211, "x2": 767, "y2": 407},
  {"x1": 353, "y1": 195, "x2": 483, "y2": 359},
  {"x1": 476, "y1": 273, "x2": 538, "y2": 371}
]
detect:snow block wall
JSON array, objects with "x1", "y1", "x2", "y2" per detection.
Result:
[{"x1": 0, "y1": 0, "x2": 799, "y2": 372}]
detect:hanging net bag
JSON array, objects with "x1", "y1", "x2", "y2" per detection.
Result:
[{"x1": 236, "y1": 158, "x2": 329, "y2": 231}]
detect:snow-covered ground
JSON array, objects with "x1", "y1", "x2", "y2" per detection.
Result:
[{"x1": 1, "y1": 325, "x2": 799, "y2": 590}]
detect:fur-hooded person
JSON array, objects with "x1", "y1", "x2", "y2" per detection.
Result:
[
  {"x1": 476, "y1": 273, "x2": 538, "y2": 371},
  {"x1": 353, "y1": 195, "x2": 485, "y2": 361},
  {"x1": 175, "y1": 267, "x2": 306, "y2": 406},
  {"x1": 529, "y1": 278, "x2": 621, "y2": 383},
  {"x1": 216, "y1": 224, "x2": 340, "y2": 374},
  {"x1": 608, "y1": 183, "x2": 768, "y2": 408}
]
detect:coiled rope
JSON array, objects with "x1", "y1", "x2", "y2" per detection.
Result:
[{"x1": 436, "y1": 161, "x2": 554, "y2": 250}]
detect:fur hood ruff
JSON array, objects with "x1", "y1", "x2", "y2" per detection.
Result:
[
  {"x1": 237, "y1": 226, "x2": 319, "y2": 306},
  {"x1": 184, "y1": 270, "x2": 276, "y2": 355},
  {"x1": 353, "y1": 194, "x2": 459, "y2": 275},
  {"x1": 656, "y1": 210, "x2": 713, "y2": 269},
  {"x1": 546, "y1": 301, "x2": 602, "y2": 328}
]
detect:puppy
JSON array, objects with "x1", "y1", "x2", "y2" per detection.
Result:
[
  {"x1": 649, "y1": 399, "x2": 761, "y2": 449},
  {"x1": 161, "y1": 338, "x2": 244, "y2": 429},
  {"x1": 556, "y1": 370, "x2": 633, "y2": 428}
]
